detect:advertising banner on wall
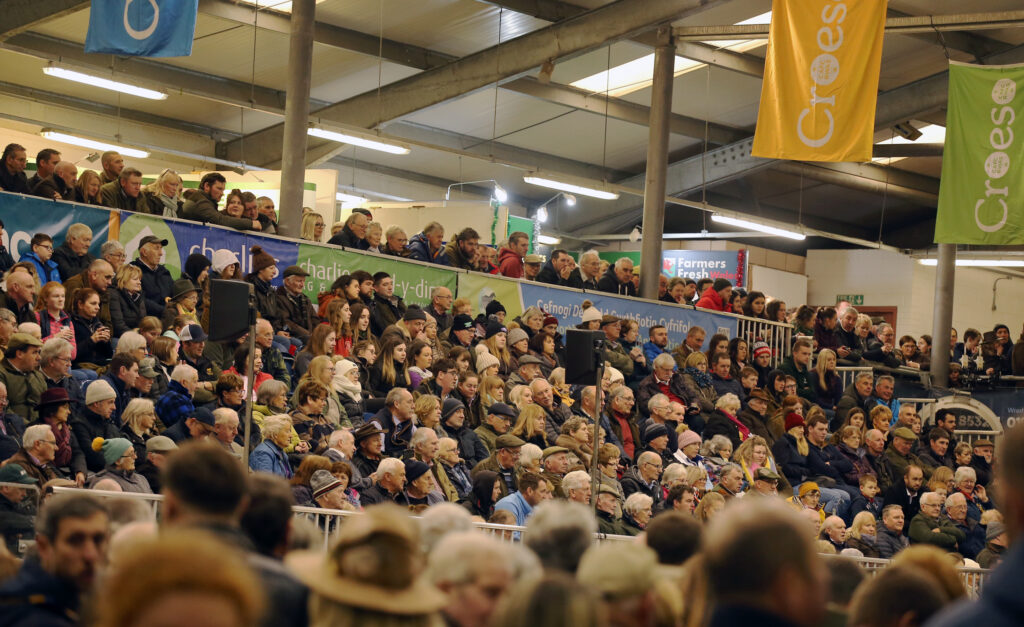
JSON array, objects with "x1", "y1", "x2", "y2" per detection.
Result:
[
  {"x1": 935, "y1": 61, "x2": 1024, "y2": 245},
  {"x1": 0, "y1": 194, "x2": 110, "y2": 260},
  {"x1": 519, "y1": 283, "x2": 738, "y2": 349},
  {"x1": 661, "y1": 250, "x2": 747, "y2": 287},
  {"x1": 457, "y1": 272, "x2": 524, "y2": 322}
]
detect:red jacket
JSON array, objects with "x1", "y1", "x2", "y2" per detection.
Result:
[
  {"x1": 695, "y1": 286, "x2": 732, "y2": 312},
  {"x1": 498, "y1": 247, "x2": 523, "y2": 278}
]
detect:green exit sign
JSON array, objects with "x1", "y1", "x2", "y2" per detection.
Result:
[{"x1": 837, "y1": 294, "x2": 864, "y2": 306}]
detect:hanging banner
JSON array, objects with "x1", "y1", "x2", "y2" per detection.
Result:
[
  {"x1": 935, "y1": 62, "x2": 1024, "y2": 245},
  {"x1": 661, "y1": 250, "x2": 747, "y2": 287},
  {"x1": 85, "y1": 0, "x2": 199, "y2": 58},
  {"x1": 751, "y1": 0, "x2": 887, "y2": 162}
]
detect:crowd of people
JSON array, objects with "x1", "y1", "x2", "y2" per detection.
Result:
[{"x1": 1, "y1": 143, "x2": 1022, "y2": 626}]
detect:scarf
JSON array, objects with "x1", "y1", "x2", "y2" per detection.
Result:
[
  {"x1": 684, "y1": 366, "x2": 712, "y2": 388},
  {"x1": 51, "y1": 421, "x2": 72, "y2": 467},
  {"x1": 332, "y1": 371, "x2": 363, "y2": 403},
  {"x1": 158, "y1": 193, "x2": 178, "y2": 218},
  {"x1": 721, "y1": 410, "x2": 750, "y2": 441}
]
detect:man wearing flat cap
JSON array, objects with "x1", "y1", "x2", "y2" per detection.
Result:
[
  {"x1": 352, "y1": 422, "x2": 387, "y2": 478},
  {"x1": 471, "y1": 433, "x2": 525, "y2": 499},
  {"x1": 504, "y1": 354, "x2": 542, "y2": 397},
  {"x1": 276, "y1": 265, "x2": 319, "y2": 343},
  {"x1": 886, "y1": 427, "x2": 931, "y2": 482},
  {"x1": 751, "y1": 467, "x2": 781, "y2": 496},
  {"x1": 0, "y1": 332, "x2": 46, "y2": 421},
  {"x1": 130, "y1": 236, "x2": 173, "y2": 317},
  {"x1": 0, "y1": 463, "x2": 38, "y2": 553},
  {"x1": 474, "y1": 402, "x2": 516, "y2": 455},
  {"x1": 310, "y1": 469, "x2": 354, "y2": 511},
  {"x1": 540, "y1": 446, "x2": 570, "y2": 498},
  {"x1": 595, "y1": 484, "x2": 627, "y2": 535},
  {"x1": 523, "y1": 254, "x2": 543, "y2": 281}
]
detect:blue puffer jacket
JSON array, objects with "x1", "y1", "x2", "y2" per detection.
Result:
[
  {"x1": 22, "y1": 251, "x2": 60, "y2": 284},
  {"x1": 406, "y1": 232, "x2": 449, "y2": 265}
]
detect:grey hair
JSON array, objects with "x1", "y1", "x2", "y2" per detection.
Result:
[
  {"x1": 170, "y1": 364, "x2": 198, "y2": 384},
  {"x1": 385, "y1": 387, "x2": 409, "y2": 406},
  {"x1": 719, "y1": 462, "x2": 743, "y2": 479},
  {"x1": 945, "y1": 492, "x2": 966, "y2": 508},
  {"x1": 261, "y1": 415, "x2": 292, "y2": 438},
  {"x1": 256, "y1": 379, "x2": 287, "y2": 405},
  {"x1": 66, "y1": 223, "x2": 93, "y2": 241},
  {"x1": 715, "y1": 393, "x2": 741, "y2": 413},
  {"x1": 385, "y1": 224, "x2": 406, "y2": 239},
  {"x1": 328, "y1": 430, "x2": 350, "y2": 448},
  {"x1": 427, "y1": 531, "x2": 511, "y2": 585},
  {"x1": 702, "y1": 434, "x2": 734, "y2": 457},
  {"x1": 647, "y1": 393, "x2": 670, "y2": 413},
  {"x1": 419, "y1": 503, "x2": 474, "y2": 554},
  {"x1": 213, "y1": 407, "x2": 239, "y2": 426},
  {"x1": 855, "y1": 372, "x2": 874, "y2": 384},
  {"x1": 652, "y1": 353, "x2": 675, "y2": 371},
  {"x1": 423, "y1": 221, "x2": 444, "y2": 235},
  {"x1": 0, "y1": 308, "x2": 15, "y2": 324},
  {"x1": 100, "y1": 240, "x2": 125, "y2": 256},
  {"x1": 919, "y1": 491, "x2": 941, "y2": 507},
  {"x1": 562, "y1": 470, "x2": 590, "y2": 493},
  {"x1": 519, "y1": 443, "x2": 542, "y2": 468},
  {"x1": 429, "y1": 286, "x2": 450, "y2": 299},
  {"x1": 624, "y1": 492, "x2": 653, "y2": 515},
  {"x1": 580, "y1": 250, "x2": 599, "y2": 263},
  {"x1": 114, "y1": 331, "x2": 147, "y2": 355},
  {"x1": 377, "y1": 457, "x2": 404, "y2": 479},
  {"x1": 954, "y1": 466, "x2": 977, "y2": 483},
  {"x1": 410, "y1": 427, "x2": 437, "y2": 449},
  {"x1": 662, "y1": 463, "x2": 687, "y2": 486},
  {"x1": 614, "y1": 257, "x2": 634, "y2": 270},
  {"x1": 22, "y1": 424, "x2": 52, "y2": 449},
  {"x1": 40, "y1": 337, "x2": 72, "y2": 365},
  {"x1": 842, "y1": 306, "x2": 859, "y2": 317},
  {"x1": 122, "y1": 398, "x2": 155, "y2": 434},
  {"x1": 524, "y1": 500, "x2": 596, "y2": 573},
  {"x1": 607, "y1": 385, "x2": 633, "y2": 405}
]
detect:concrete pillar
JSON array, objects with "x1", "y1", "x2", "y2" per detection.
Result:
[
  {"x1": 930, "y1": 243, "x2": 956, "y2": 386},
  {"x1": 277, "y1": 0, "x2": 316, "y2": 237},
  {"x1": 638, "y1": 27, "x2": 675, "y2": 300}
]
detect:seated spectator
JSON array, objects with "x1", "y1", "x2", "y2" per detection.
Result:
[
  {"x1": 0, "y1": 143, "x2": 30, "y2": 193},
  {"x1": 597, "y1": 257, "x2": 637, "y2": 296},
  {"x1": 181, "y1": 172, "x2": 261, "y2": 230},
  {"x1": 75, "y1": 169, "x2": 103, "y2": 205},
  {"x1": 5, "y1": 423, "x2": 62, "y2": 485},
  {"x1": 85, "y1": 437, "x2": 152, "y2": 493},
  {"x1": 276, "y1": 266, "x2": 318, "y2": 343},
  {"x1": 70, "y1": 379, "x2": 122, "y2": 472},
  {"x1": 0, "y1": 332, "x2": 46, "y2": 421},
  {"x1": 326, "y1": 211, "x2": 368, "y2": 248},
  {"x1": 34, "y1": 161, "x2": 77, "y2": 202},
  {"x1": 848, "y1": 565, "x2": 948, "y2": 627},
  {"x1": 23, "y1": 233, "x2": 61, "y2": 285},
  {"x1": 106, "y1": 264, "x2": 146, "y2": 337},
  {"x1": 907, "y1": 491, "x2": 964, "y2": 550},
  {"x1": 64, "y1": 258, "x2": 115, "y2": 327},
  {"x1": 695, "y1": 278, "x2": 732, "y2": 312},
  {"x1": 0, "y1": 270, "x2": 38, "y2": 325},
  {"x1": 407, "y1": 221, "x2": 449, "y2": 265}
]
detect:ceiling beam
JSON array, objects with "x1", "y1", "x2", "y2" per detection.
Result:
[
  {"x1": 559, "y1": 43, "x2": 1024, "y2": 235},
  {"x1": 0, "y1": 0, "x2": 88, "y2": 40},
  {"x1": 886, "y1": 8, "x2": 1014, "y2": 60},
  {"x1": 673, "y1": 41, "x2": 765, "y2": 78},
  {"x1": 501, "y1": 77, "x2": 749, "y2": 144},
  {"x1": 478, "y1": 0, "x2": 589, "y2": 23},
  {"x1": 197, "y1": 0, "x2": 457, "y2": 70},
  {"x1": 1, "y1": 32, "x2": 331, "y2": 115},
  {"x1": 224, "y1": 0, "x2": 728, "y2": 166}
]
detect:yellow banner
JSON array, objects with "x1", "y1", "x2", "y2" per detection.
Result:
[{"x1": 751, "y1": 0, "x2": 887, "y2": 162}]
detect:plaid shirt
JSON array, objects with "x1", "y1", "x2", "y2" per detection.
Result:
[{"x1": 154, "y1": 380, "x2": 195, "y2": 428}]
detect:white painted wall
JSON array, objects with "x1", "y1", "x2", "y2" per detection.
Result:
[
  {"x1": 749, "y1": 264, "x2": 807, "y2": 307},
  {"x1": 806, "y1": 249, "x2": 1024, "y2": 339}
]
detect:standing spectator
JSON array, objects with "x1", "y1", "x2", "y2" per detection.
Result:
[
  {"x1": 566, "y1": 249, "x2": 601, "y2": 290},
  {"x1": 0, "y1": 143, "x2": 29, "y2": 193},
  {"x1": 326, "y1": 211, "x2": 368, "y2": 248},
  {"x1": 27, "y1": 148, "x2": 60, "y2": 191},
  {"x1": 498, "y1": 231, "x2": 530, "y2": 278},
  {"x1": 696, "y1": 278, "x2": 733, "y2": 312},
  {"x1": 255, "y1": 196, "x2": 279, "y2": 233},
  {"x1": 23, "y1": 233, "x2": 61, "y2": 284},
  {"x1": 408, "y1": 221, "x2": 449, "y2": 265},
  {"x1": 597, "y1": 257, "x2": 638, "y2": 296},
  {"x1": 536, "y1": 249, "x2": 572, "y2": 285},
  {"x1": 444, "y1": 227, "x2": 480, "y2": 271},
  {"x1": 98, "y1": 150, "x2": 124, "y2": 184},
  {"x1": 141, "y1": 168, "x2": 184, "y2": 218},
  {"x1": 180, "y1": 172, "x2": 261, "y2": 231},
  {"x1": 33, "y1": 161, "x2": 77, "y2": 202},
  {"x1": 75, "y1": 170, "x2": 103, "y2": 205},
  {"x1": 131, "y1": 236, "x2": 174, "y2": 318},
  {"x1": 52, "y1": 224, "x2": 96, "y2": 282},
  {"x1": 382, "y1": 225, "x2": 409, "y2": 257},
  {"x1": 99, "y1": 167, "x2": 146, "y2": 213}
]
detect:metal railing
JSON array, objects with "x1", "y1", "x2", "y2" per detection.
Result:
[
  {"x1": 838, "y1": 554, "x2": 988, "y2": 600},
  {"x1": 736, "y1": 317, "x2": 794, "y2": 366},
  {"x1": 837, "y1": 366, "x2": 874, "y2": 390}
]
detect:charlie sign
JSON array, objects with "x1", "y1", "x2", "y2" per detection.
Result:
[{"x1": 936, "y1": 62, "x2": 1024, "y2": 245}]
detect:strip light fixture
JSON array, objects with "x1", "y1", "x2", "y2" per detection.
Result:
[
  {"x1": 919, "y1": 259, "x2": 1024, "y2": 267},
  {"x1": 523, "y1": 173, "x2": 619, "y2": 200},
  {"x1": 43, "y1": 66, "x2": 167, "y2": 100},
  {"x1": 336, "y1": 191, "x2": 368, "y2": 204},
  {"x1": 445, "y1": 180, "x2": 508, "y2": 203},
  {"x1": 710, "y1": 214, "x2": 805, "y2": 240},
  {"x1": 537, "y1": 234, "x2": 561, "y2": 245},
  {"x1": 308, "y1": 126, "x2": 411, "y2": 155},
  {"x1": 40, "y1": 130, "x2": 150, "y2": 159}
]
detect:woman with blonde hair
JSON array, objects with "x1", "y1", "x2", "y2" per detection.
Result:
[
  {"x1": 300, "y1": 211, "x2": 325, "y2": 242},
  {"x1": 141, "y1": 168, "x2": 183, "y2": 217},
  {"x1": 733, "y1": 435, "x2": 790, "y2": 493},
  {"x1": 845, "y1": 511, "x2": 881, "y2": 557},
  {"x1": 510, "y1": 404, "x2": 548, "y2": 449},
  {"x1": 814, "y1": 348, "x2": 843, "y2": 412},
  {"x1": 694, "y1": 491, "x2": 726, "y2": 522},
  {"x1": 94, "y1": 529, "x2": 263, "y2": 627},
  {"x1": 414, "y1": 394, "x2": 444, "y2": 436},
  {"x1": 507, "y1": 384, "x2": 533, "y2": 412},
  {"x1": 517, "y1": 306, "x2": 545, "y2": 339},
  {"x1": 680, "y1": 351, "x2": 718, "y2": 415},
  {"x1": 108, "y1": 265, "x2": 146, "y2": 337},
  {"x1": 482, "y1": 326, "x2": 513, "y2": 377},
  {"x1": 120, "y1": 398, "x2": 159, "y2": 460},
  {"x1": 471, "y1": 375, "x2": 505, "y2": 428},
  {"x1": 75, "y1": 169, "x2": 103, "y2": 205}
]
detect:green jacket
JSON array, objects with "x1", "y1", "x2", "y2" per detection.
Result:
[
  {"x1": 603, "y1": 340, "x2": 633, "y2": 377},
  {"x1": 99, "y1": 180, "x2": 145, "y2": 213},
  {"x1": 0, "y1": 359, "x2": 47, "y2": 421},
  {"x1": 596, "y1": 509, "x2": 628, "y2": 535},
  {"x1": 908, "y1": 512, "x2": 965, "y2": 549},
  {"x1": 474, "y1": 424, "x2": 500, "y2": 455},
  {"x1": 885, "y1": 446, "x2": 931, "y2": 482},
  {"x1": 443, "y1": 240, "x2": 474, "y2": 271},
  {"x1": 470, "y1": 454, "x2": 515, "y2": 499}
]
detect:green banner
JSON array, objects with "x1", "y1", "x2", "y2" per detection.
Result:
[
  {"x1": 296, "y1": 244, "x2": 457, "y2": 308},
  {"x1": 457, "y1": 272, "x2": 524, "y2": 322},
  {"x1": 936, "y1": 62, "x2": 1024, "y2": 245}
]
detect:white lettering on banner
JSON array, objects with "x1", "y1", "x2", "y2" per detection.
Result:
[
  {"x1": 797, "y1": 2, "x2": 847, "y2": 148},
  {"x1": 974, "y1": 78, "x2": 1017, "y2": 233}
]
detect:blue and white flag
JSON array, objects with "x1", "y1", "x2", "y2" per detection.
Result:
[{"x1": 85, "y1": 0, "x2": 199, "y2": 58}]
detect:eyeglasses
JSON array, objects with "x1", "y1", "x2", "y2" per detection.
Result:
[{"x1": 37, "y1": 244, "x2": 53, "y2": 251}]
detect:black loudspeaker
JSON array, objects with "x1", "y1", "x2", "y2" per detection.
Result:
[
  {"x1": 565, "y1": 329, "x2": 605, "y2": 385},
  {"x1": 208, "y1": 279, "x2": 255, "y2": 342}
]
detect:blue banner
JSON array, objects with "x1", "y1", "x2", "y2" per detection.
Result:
[
  {"x1": 661, "y1": 250, "x2": 747, "y2": 288},
  {"x1": 519, "y1": 283, "x2": 739, "y2": 350},
  {"x1": 85, "y1": 0, "x2": 199, "y2": 58},
  {"x1": 0, "y1": 194, "x2": 111, "y2": 261}
]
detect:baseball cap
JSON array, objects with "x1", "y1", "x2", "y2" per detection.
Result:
[
  {"x1": 140, "y1": 235, "x2": 169, "y2": 247},
  {"x1": 179, "y1": 324, "x2": 208, "y2": 343}
]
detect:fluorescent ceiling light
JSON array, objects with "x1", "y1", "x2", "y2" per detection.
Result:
[
  {"x1": 536, "y1": 206, "x2": 548, "y2": 223},
  {"x1": 537, "y1": 234, "x2": 561, "y2": 245},
  {"x1": 873, "y1": 124, "x2": 946, "y2": 164},
  {"x1": 308, "y1": 127, "x2": 411, "y2": 155},
  {"x1": 237, "y1": 0, "x2": 326, "y2": 13},
  {"x1": 336, "y1": 191, "x2": 368, "y2": 204},
  {"x1": 710, "y1": 214, "x2": 805, "y2": 240},
  {"x1": 918, "y1": 259, "x2": 1024, "y2": 267},
  {"x1": 43, "y1": 66, "x2": 167, "y2": 100},
  {"x1": 523, "y1": 174, "x2": 619, "y2": 200},
  {"x1": 571, "y1": 11, "x2": 771, "y2": 97},
  {"x1": 40, "y1": 130, "x2": 149, "y2": 159}
]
